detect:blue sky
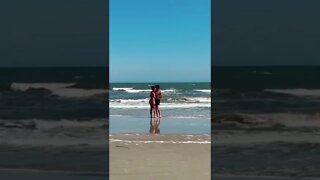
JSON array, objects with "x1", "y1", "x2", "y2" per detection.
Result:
[{"x1": 110, "y1": 0, "x2": 211, "y2": 82}]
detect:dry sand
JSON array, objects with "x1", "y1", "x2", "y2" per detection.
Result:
[{"x1": 109, "y1": 134, "x2": 210, "y2": 180}]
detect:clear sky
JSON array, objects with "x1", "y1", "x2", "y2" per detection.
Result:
[{"x1": 110, "y1": 0, "x2": 211, "y2": 82}]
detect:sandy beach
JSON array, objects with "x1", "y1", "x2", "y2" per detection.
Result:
[{"x1": 109, "y1": 134, "x2": 210, "y2": 180}]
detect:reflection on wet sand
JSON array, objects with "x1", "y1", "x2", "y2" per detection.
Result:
[{"x1": 149, "y1": 117, "x2": 161, "y2": 134}]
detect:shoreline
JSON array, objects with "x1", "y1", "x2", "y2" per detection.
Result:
[{"x1": 110, "y1": 133, "x2": 210, "y2": 143}]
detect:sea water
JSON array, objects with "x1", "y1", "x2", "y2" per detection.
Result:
[
  {"x1": 109, "y1": 82, "x2": 211, "y2": 134},
  {"x1": 213, "y1": 66, "x2": 320, "y2": 178},
  {"x1": 0, "y1": 67, "x2": 108, "y2": 176}
]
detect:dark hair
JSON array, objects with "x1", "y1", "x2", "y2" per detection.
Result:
[
  {"x1": 155, "y1": 85, "x2": 160, "y2": 89},
  {"x1": 151, "y1": 86, "x2": 155, "y2": 90}
]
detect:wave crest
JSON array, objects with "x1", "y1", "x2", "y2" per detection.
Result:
[
  {"x1": 264, "y1": 89, "x2": 320, "y2": 97},
  {"x1": 110, "y1": 97, "x2": 210, "y2": 109},
  {"x1": 112, "y1": 87, "x2": 176, "y2": 93},
  {"x1": 194, "y1": 89, "x2": 211, "y2": 93},
  {"x1": 10, "y1": 82, "x2": 107, "y2": 98},
  {"x1": 213, "y1": 113, "x2": 320, "y2": 129}
]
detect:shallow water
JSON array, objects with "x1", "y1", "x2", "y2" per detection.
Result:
[{"x1": 110, "y1": 116, "x2": 210, "y2": 135}]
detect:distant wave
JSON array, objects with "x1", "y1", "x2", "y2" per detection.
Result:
[
  {"x1": 110, "y1": 97, "x2": 210, "y2": 109},
  {"x1": 194, "y1": 89, "x2": 211, "y2": 93},
  {"x1": 110, "y1": 114, "x2": 209, "y2": 119},
  {"x1": 11, "y1": 82, "x2": 75, "y2": 91},
  {"x1": 110, "y1": 97, "x2": 211, "y2": 103},
  {"x1": 213, "y1": 113, "x2": 320, "y2": 129},
  {"x1": 112, "y1": 87, "x2": 176, "y2": 93},
  {"x1": 167, "y1": 97, "x2": 211, "y2": 103},
  {"x1": 110, "y1": 102, "x2": 210, "y2": 109},
  {"x1": 0, "y1": 119, "x2": 107, "y2": 147},
  {"x1": 213, "y1": 113, "x2": 320, "y2": 146},
  {"x1": 264, "y1": 89, "x2": 320, "y2": 97},
  {"x1": 0, "y1": 118, "x2": 107, "y2": 130},
  {"x1": 10, "y1": 82, "x2": 107, "y2": 98},
  {"x1": 110, "y1": 98, "x2": 149, "y2": 103}
]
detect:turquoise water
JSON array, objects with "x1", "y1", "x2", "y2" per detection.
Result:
[
  {"x1": 110, "y1": 116, "x2": 210, "y2": 134},
  {"x1": 109, "y1": 82, "x2": 210, "y2": 134}
]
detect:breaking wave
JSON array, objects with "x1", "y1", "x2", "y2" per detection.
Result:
[
  {"x1": 264, "y1": 89, "x2": 320, "y2": 97},
  {"x1": 112, "y1": 87, "x2": 176, "y2": 93},
  {"x1": 0, "y1": 119, "x2": 107, "y2": 147},
  {"x1": 110, "y1": 97, "x2": 210, "y2": 109},
  {"x1": 194, "y1": 89, "x2": 211, "y2": 93},
  {"x1": 10, "y1": 82, "x2": 107, "y2": 98}
]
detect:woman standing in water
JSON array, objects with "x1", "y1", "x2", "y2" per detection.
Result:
[{"x1": 149, "y1": 86, "x2": 156, "y2": 117}]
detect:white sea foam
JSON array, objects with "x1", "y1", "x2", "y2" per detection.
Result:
[
  {"x1": 109, "y1": 114, "x2": 209, "y2": 119},
  {"x1": 110, "y1": 97, "x2": 211, "y2": 104},
  {"x1": 110, "y1": 99, "x2": 149, "y2": 103},
  {"x1": 264, "y1": 89, "x2": 320, "y2": 97},
  {"x1": 110, "y1": 96, "x2": 210, "y2": 109},
  {"x1": 183, "y1": 97, "x2": 211, "y2": 103},
  {"x1": 112, "y1": 87, "x2": 138, "y2": 91},
  {"x1": 194, "y1": 89, "x2": 211, "y2": 93},
  {"x1": 110, "y1": 139, "x2": 210, "y2": 144},
  {"x1": 112, "y1": 87, "x2": 176, "y2": 93},
  {"x1": 10, "y1": 82, "x2": 107, "y2": 98},
  {"x1": 110, "y1": 102, "x2": 210, "y2": 109}
]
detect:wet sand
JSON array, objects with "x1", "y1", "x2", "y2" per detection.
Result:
[{"x1": 109, "y1": 134, "x2": 210, "y2": 180}]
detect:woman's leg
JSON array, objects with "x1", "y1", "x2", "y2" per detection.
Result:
[{"x1": 150, "y1": 104, "x2": 153, "y2": 117}]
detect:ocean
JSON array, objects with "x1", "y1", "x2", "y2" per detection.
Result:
[
  {"x1": 0, "y1": 67, "x2": 108, "y2": 177},
  {"x1": 109, "y1": 82, "x2": 211, "y2": 135},
  {"x1": 213, "y1": 66, "x2": 320, "y2": 178},
  {"x1": 4, "y1": 66, "x2": 318, "y2": 178}
]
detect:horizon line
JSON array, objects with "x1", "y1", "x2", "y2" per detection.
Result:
[
  {"x1": 110, "y1": 81, "x2": 210, "y2": 83},
  {"x1": 1, "y1": 65, "x2": 320, "y2": 68},
  {"x1": 0, "y1": 66, "x2": 108, "y2": 68}
]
